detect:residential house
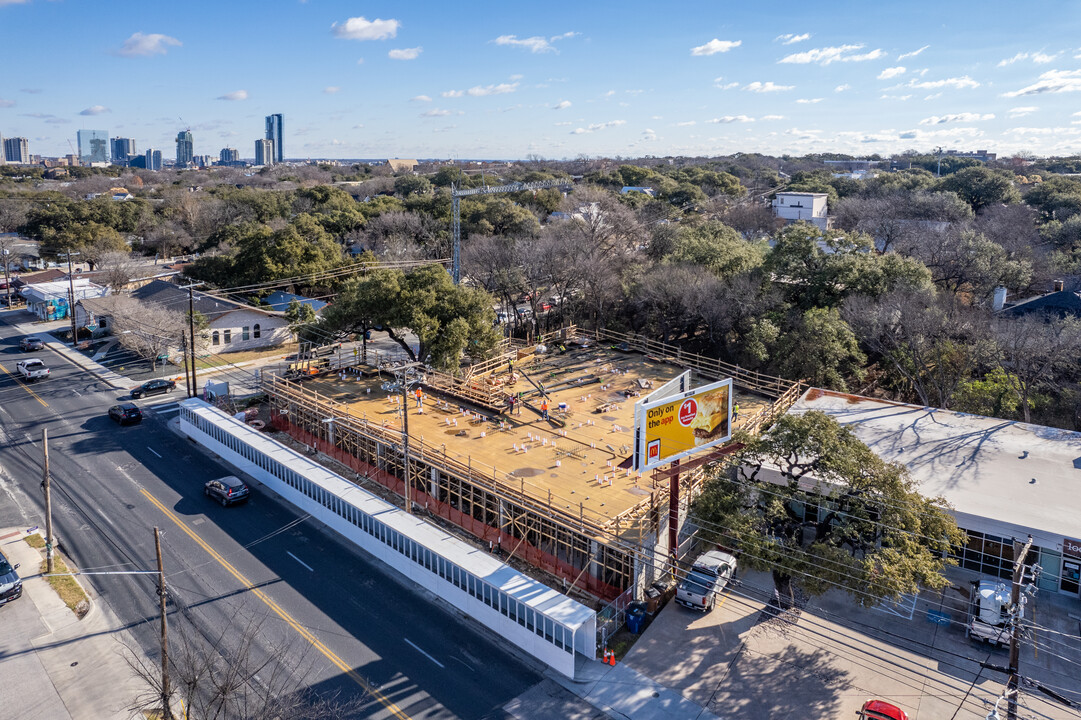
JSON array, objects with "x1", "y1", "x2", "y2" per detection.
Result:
[
  {"x1": 131, "y1": 280, "x2": 291, "y2": 353},
  {"x1": 386, "y1": 158, "x2": 419, "y2": 173},
  {"x1": 998, "y1": 281, "x2": 1081, "y2": 319},
  {"x1": 772, "y1": 191, "x2": 830, "y2": 230},
  {"x1": 263, "y1": 290, "x2": 328, "y2": 314},
  {"x1": 620, "y1": 186, "x2": 655, "y2": 197}
]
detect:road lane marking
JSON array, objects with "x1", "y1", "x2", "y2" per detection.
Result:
[
  {"x1": 146, "y1": 447, "x2": 162, "y2": 459},
  {"x1": 139, "y1": 487, "x2": 412, "y2": 719},
  {"x1": 287, "y1": 551, "x2": 314, "y2": 572},
  {"x1": 404, "y1": 638, "x2": 444, "y2": 668},
  {"x1": 0, "y1": 363, "x2": 49, "y2": 407}
]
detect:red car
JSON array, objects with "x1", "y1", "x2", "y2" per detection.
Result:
[{"x1": 859, "y1": 700, "x2": 909, "y2": 720}]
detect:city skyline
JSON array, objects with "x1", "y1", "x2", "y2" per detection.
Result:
[{"x1": 1, "y1": 0, "x2": 1079, "y2": 160}]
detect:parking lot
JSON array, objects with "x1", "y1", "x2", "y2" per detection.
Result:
[{"x1": 624, "y1": 565, "x2": 1081, "y2": 719}]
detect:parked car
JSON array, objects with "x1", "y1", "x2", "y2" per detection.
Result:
[
  {"x1": 130, "y1": 378, "x2": 176, "y2": 399},
  {"x1": 676, "y1": 550, "x2": 737, "y2": 611},
  {"x1": 0, "y1": 549, "x2": 22, "y2": 606},
  {"x1": 108, "y1": 402, "x2": 143, "y2": 425},
  {"x1": 16, "y1": 358, "x2": 49, "y2": 381},
  {"x1": 858, "y1": 700, "x2": 909, "y2": 720},
  {"x1": 204, "y1": 475, "x2": 250, "y2": 506},
  {"x1": 20, "y1": 336, "x2": 45, "y2": 351},
  {"x1": 966, "y1": 580, "x2": 1014, "y2": 647}
]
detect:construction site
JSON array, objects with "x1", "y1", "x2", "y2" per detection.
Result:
[{"x1": 261, "y1": 326, "x2": 803, "y2": 614}]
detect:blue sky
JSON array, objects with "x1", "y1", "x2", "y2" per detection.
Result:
[{"x1": 2, "y1": 0, "x2": 1080, "y2": 160}]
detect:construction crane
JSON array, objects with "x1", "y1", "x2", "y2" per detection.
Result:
[{"x1": 450, "y1": 178, "x2": 572, "y2": 284}]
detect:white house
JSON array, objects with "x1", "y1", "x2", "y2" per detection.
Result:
[
  {"x1": 23, "y1": 278, "x2": 109, "y2": 321},
  {"x1": 772, "y1": 191, "x2": 829, "y2": 230}
]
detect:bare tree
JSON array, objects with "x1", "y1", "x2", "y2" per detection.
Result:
[
  {"x1": 107, "y1": 296, "x2": 187, "y2": 370},
  {"x1": 95, "y1": 251, "x2": 142, "y2": 291},
  {"x1": 992, "y1": 313, "x2": 1081, "y2": 423},
  {"x1": 124, "y1": 610, "x2": 366, "y2": 720}
]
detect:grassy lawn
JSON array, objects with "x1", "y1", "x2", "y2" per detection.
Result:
[
  {"x1": 193, "y1": 346, "x2": 292, "y2": 370},
  {"x1": 25, "y1": 536, "x2": 90, "y2": 618}
]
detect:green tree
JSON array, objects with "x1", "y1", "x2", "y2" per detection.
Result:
[
  {"x1": 939, "y1": 166, "x2": 1021, "y2": 212},
  {"x1": 774, "y1": 308, "x2": 865, "y2": 390},
  {"x1": 394, "y1": 175, "x2": 433, "y2": 198},
  {"x1": 692, "y1": 411, "x2": 965, "y2": 608},
  {"x1": 664, "y1": 221, "x2": 767, "y2": 279},
  {"x1": 953, "y1": 367, "x2": 1028, "y2": 420}
]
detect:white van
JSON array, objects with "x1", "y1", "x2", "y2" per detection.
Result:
[
  {"x1": 676, "y1": 550, "x2": 737, "y2": 612},
  {"x1": 966, "y1": 580, "x2": 1016, "y2": 647}
]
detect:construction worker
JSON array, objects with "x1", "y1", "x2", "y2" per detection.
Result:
[
  {"x1": 733, "y1": 402, "x2": 740, "y2": 423},
  {"x1": 517, "y1": 391, "x2": 523, "y2": 415},
  {"x1": 415, "y1": 386, "x2": 423, "y2": 409},
  {"x1": 541, "y1": 400, "x2": 549, "y2": 421}
]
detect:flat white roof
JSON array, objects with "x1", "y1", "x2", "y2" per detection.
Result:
[{"x1": 789, "y1": 389, "x2": 1081, "y2": 540}]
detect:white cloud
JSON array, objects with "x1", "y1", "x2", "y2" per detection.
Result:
[
  {"x1": 775, "y1": 33, "x2": 811, "y2": 45},
  {"x1": 691, "y1": 39, "x2": 741, "y2": 56},
  {"x1": 709, "y1": 115, "x2": 755, "y2": 123},
  {"x1": 550, "y1": 31, "x2": 578, "y2": 42},
  {"x1": 675, "y1": 120, "x2": 697, "y2": 126},
  {"x1": 999, "y1": 51, "x2": 1060, "y2": 67},
  {"x1": 421, "y1": 108, "x2": 452, "y2": 117},
  {"x1": 0, "y1": 98, "x2": 14, "y2": 108},
  {"x1": 332, "y1": 17, "x2": 399, "y2": 41},
  {"x1": 442, "y1": 82, "x2": 518, "y2": 98},
  {"x1": 878, "y1": 66, "x2": 906, "y2": 80},
  {"x1": 79, "y1": 105, "x2": 109, "y2": 115},
  {"x1": 642, "y1": 128, "x2": 657, "y2": 140},
  {"x1": 324, "y1": 86, "x2": 340, "y2": 94},
  {"x1": 493, "y1": 35, "x2": 553, "y2": 53},
  {"x1": 713, "y1": 77, "x2": 740, "y2": 89},
  {"x1": 918, "y1": 112, "x2": 995, "y2": 125},
  {"x1": 570, "y1": 120, "x2": 626, "y2": 134},
  {"x1": 744, "y1": 81, "x2": 794, "y2": 93},
  {"x1": 897, "y1": 45, "x2": 929, "y2": 60},
  {"x1": 834, "y1": 84, "x2": 851, "y2": 92},
  {"x1": 411, "y1": 95, "x2": 432, "y2": 102},
  {"x1": 553, "y1": 100, "x2": 571, "y2": 110},
  {"x1": 924, "y1": 92, "x2": 943, "y2": 100},
  {"x1": 356, "y1": 58, "x2": 364, "y2": 65},
  {"x1": 796, "y1": 98, "x2": 823, "y2": 104},
  {"x1": 907, "y1": 75, "x2": 980, "y2": 90},
  {"x1": 388, "y1": 47, "x2": 422, "y2": 60},
  {"x1": 1009, "y1": 106, "x2": 1038, "y2": 117},
  {"x1": 554, "y1": 121, "x2": 573, "y2": 126},
  {"x1": 1007, "y1": 126, "x2": 1081, "y2": 136},
  {"x1": 779, "y1": 43, "x2": 884, "y2": 65},
  {"x1": 762, "y1": 115, "x2": 785, "y2": 120},
  {"x1": 217, "y1": 90, "x2": 248, "y2": 101},
  {"x1": 1002, "y1": 69, "x2": 1081, "y2": 97},
  {"x1": 115, "y1": 32, "x2": 182, "y2": 57},
  {"x1": 880, "y1": 94, "x2": 913, "y2": 101}
]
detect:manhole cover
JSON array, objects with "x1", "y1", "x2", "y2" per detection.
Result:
[
  {"x1": 510, "y1": 467, "x2": 545, "y2": 477},
  {"x1": 601, "y1": 415, "x2": 617, "y2": 421}
]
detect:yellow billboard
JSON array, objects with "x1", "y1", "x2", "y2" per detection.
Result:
[{"x1": 634, "y1": 378, "x2": 732, "y2": 471}]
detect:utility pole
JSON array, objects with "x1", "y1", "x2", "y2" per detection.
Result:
[
  {"x1": 187, "y1": 285, "x2": 197, "y2": 399},
  {"x1": 1006, "y1": 534, "x2": 1034, "y2": 720},
  {"x1": 42, "y1": 428, "x2": 54, "y2": 573},
  {"x1": 2, "y1": 246, "x2": 11, "y2": 309},
  {"x1": 400, "y1": 379, "x2": 412, "y2": 515},
  {"x1": 64, "y1": 249, "x2": 79, "y2": 346},
  {"x1": 181, "y1": 334, "x2": 192, "y2": 398},
  {"x1": 154, "y1": 527, "x2": 173, "y2": 720}
]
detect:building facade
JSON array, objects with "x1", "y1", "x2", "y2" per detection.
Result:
[
  {"x1": 175, "y1": 130, "x2": 194, "y2": 167},
  {"x1": 110, "y1": 137, "x2": 136, "y2": 165},
  {"x1": 254, "y1": 138, "x2": 274, "y2": 166},
  {"x1": 219, "y1": 147, "x2": 239, "y2": 164},
  {"x1": 77, "y1": 129, "x2": 109, "y2": 164},
  {"x1": 3, "y1": 137, "x2": 30, "y2": 164},
  {"x1": 265, "y1": 113, "x2": 283, "y2": 163},
  {"x1": 143, "y1": 149, "x2": 163, "y2": 171},
  {"x1": 772, "y1": 191, "x2": 829, "y2": 230}
]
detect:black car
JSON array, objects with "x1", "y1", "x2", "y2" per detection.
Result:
[
  {"x1": 108, "y1": 402, "x2": 143, "y2": 425},
  {"x1": 205, "y1": 475, "x2": 250, "y2": 506},
  {"x1": 20, "y1": 336, "x2": 44, "y2": 352},
  {"x1": 130, "y1": 378, "x2": 176, "y2": 399},
  {"x1": 0, "y1": 550, "x2": 22, "y2": 606}
]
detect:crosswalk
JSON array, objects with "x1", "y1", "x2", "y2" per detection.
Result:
[{"x1": 146, "y1": 401, "x2": 181, "y2": 418}]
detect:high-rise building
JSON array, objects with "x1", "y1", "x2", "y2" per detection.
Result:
[
  {"x1": 265, "y1": 113, "x2": 283, "y2": 163},
  {"x1": 3, "y1": 137, "x2": 30, "y2": 164},
  {"x1": 145, "y1": 149, "x2": 163, "y2": 171},
  {"x1": 219, "y1": 147, "x2": 240, "y2": 164},
  {"x1": 110, "y1": 137, "x2": 137, "y2": 165},
  {"x1": 255, "y1": 138, "x2": 274, "y2": 166},
  {"x1": 0, "y1": 132, "x2": 5, "y2": 165},
  {"x1": 77, "y1": 129, "x2": 109, "y2": 164},
  {"x1": 175, "y1": 130, "x2": 193, "y2": 167}
]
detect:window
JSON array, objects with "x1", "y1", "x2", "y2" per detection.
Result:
[
  {"x1": 253, "y1": 323, "x2": 261, "y2": 339},
  {"x1": 223, "y1": 329, "x2": 232, "y2": 344},
  {"x1": 242, "y1": 326, "x2": 250, "y2": 341},
  {"x1": 212, "y1": 331, "x2": 220, "y2": 346}
]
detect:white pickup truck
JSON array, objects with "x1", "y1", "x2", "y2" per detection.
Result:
[
  {"x1": 966, "y1": 580, "x2": 1017, "y2": 647},
  {"x1": 16, "y1": 358, "x2": 50, "y2": 381}
]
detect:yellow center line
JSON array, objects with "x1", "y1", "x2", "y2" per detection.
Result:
[
  {"x1": 140, "y1": 488, "x2": 411, "y2": 720},
  {"x1": 0, "y1": 362, "x2": 49, "y2": 407}
]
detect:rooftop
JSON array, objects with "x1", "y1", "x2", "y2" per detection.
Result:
[{"x1": 788, "y1": 389, "x2": 1081, "y2": 541}]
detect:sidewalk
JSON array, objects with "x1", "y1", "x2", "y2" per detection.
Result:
[
  {"x1": 7, "y1": 315, "x2": 131, "y2": 390},
  {"x1": 0, "y1": 528, "x2": 148, "y2": 720}
]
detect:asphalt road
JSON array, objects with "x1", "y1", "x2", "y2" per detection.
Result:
[{"x1": 0, "y1": 312, "x2": 543, "y2": 719}]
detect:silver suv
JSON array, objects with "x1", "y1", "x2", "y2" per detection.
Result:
[
  {"x1": 204, "y1": 475, "x2": 250, "y2": 506},
  {"x1": 0, "y1": 550, "x2": 23, "y2": 606},
  {"x1": 676, "y1": 550, "x2": 737, "y2": 612}
]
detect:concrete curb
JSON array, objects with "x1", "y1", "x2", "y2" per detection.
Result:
[{"x1": 10, "y1": 320, "x2": 131, "y2": 390}]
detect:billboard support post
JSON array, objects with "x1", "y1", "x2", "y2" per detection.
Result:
[{"x1": 669, "y1": 459, "x2": 680, "y2": 562}]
